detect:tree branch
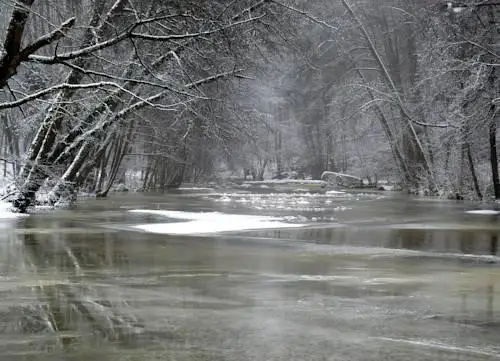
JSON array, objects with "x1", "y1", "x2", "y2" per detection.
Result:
[
  {"x1": 233, "y1": 0, "x2": 271, "y2": 21},
  {"x1": 270, "y1": 0, "x2": 338, "y2": 31},
  {"x1": 59, "y1": 60, "x2": 209, "y2": 99},
  {"x1": 28, "y1": 31, "x2": 131, "y2": 64},
  {"x1": 341, "y1": 0, "x2": 435, "y2": 181},
  {"x1": 0, "y1": 81, "x2": 154, "y2": 110},
  {"x1": 53, "y1": 69, "x2": 244, "y2": 165},
  {"x1": 0, "y1": 0, "x2": 35, "y2": 87},
  {"x1": 19, "y1": 17, "x2": 76, "y2": 60},
  {"x1": 129, "y1": 15, "x2": 265, "y2": 41},
  {"x1": 2, "y1": 0, "x2": 35, "y2": 56},
  {"x1": 28, "y1": 14, "x2": 264, "y2": 64}
]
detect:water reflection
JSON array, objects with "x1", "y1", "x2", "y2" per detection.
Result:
[
  {"x1": 490, "y1": 234, "x2": 498, "y2": 256},
  {"x1": 0, "y1": 217, "x2": 142, "y2": 356},
  {"x1": 253, "y1": 226, "x2": 500, "y2": 257}
]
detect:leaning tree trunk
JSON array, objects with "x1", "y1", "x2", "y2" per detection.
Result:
[
  {"x1": 342, "y1": 0, "x2": 435, "y2": 191},
  {"x1": 354, "y1": 69, "x2": 412, "y2": 187},
  {"x1": 466, "y1": 142, "x2": 482, "y2": 200},
  {"x1": 12, "y1": 0, "x2": 112, "y2": 212},
  {"x1": 12, "y1": 0, "x2": 130, "y2": 212},
  {"x1": 47, "y1": 142, "x2": 93, "y2": 206}
]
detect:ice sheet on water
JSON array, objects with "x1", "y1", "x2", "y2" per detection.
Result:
[{"x1": 129, "y1": 209, "x2": 307, "y2": 235}]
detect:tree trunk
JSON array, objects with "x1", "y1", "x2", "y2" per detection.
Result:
[
  {"x1": 342, "y1": 0, "x2": 435, "y2": 190},
  {"x1": 101, "y1": 123, "x2": 134, "y2": 196},
  {"x1": 47, "y1": 142, "x2": 93, "y2": 206},
  {"x1": 275, "y1": 129, "x2": 283, "y2": 178},
  {"x1": 489, "y1": 114, "x2": 500, "y2": 199},
  {"x1": 354, "y1": 69, "x2": 412, "y2": 186},
  {"x1": 0, "y1": 0, "x2": 36, "y2": 88},
  {"x1": 466, "y1": 142, "x2": 482, "y2": 200},
  {"x1": 12, "y1": 0, "x2": 121, "y2": 212}
]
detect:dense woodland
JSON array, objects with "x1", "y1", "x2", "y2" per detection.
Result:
[{"x1": 0, "y1": 0, "x2": 499, "y2": 212}]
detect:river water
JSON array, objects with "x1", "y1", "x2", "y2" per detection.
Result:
[{"x1": 0, "y1": 189, "x2": 499, "y2": 360}]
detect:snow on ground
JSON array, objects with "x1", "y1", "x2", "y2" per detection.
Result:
[
  {"x1": 129, "y1": 209, "x2": 306, "y2": 235},
  {"x1": 0, "y1": 202, "x2": 27, "y2": 219},
  {"x1": 465, "y1": 210, "x2": 500, "y2": 215}
]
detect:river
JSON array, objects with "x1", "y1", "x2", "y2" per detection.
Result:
[{"x1": 0, "y1": 189, "x2": 499, "y2": 360}]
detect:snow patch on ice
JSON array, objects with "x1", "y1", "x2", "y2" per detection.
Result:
[
  {"x1": 293, "y1": 188, "x2": 309, "y2": 193},
  {"x1": 177, "y1": 187, "x2": 214, "y2": 191},
  {"x1": 129, "y1": 209, "x2": 306, "y2": 235},
  {"x1": 326, "y1": 190, "x2": 346, "y2": 195},
  {"x1": 465, "y1": 210, "x2": 500, "y2": 215}
]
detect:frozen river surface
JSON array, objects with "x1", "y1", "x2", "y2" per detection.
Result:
[{"x1": 0, "y1": 188, "x2": 498, "y2": 360}]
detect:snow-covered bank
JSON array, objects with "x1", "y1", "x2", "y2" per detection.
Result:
[
  {"x1": 0, "y1": 202, "x2": 27, "y2": 219},
  {"x1": 129, "y1": 209, "x2": 306, "y2": 235}
]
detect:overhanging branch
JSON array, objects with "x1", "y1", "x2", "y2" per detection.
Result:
[
  {"x1": 20, "y1": 17, "x2": 76, "y2": 60},
  {"x1": 28, "y1": 15, "x2": 265, "y2": 64},
  {"x1": 0, "y1": 81, "x2": 148, "y2": 110}
]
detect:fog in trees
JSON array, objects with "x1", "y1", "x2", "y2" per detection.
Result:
[{"x1": 1, "y1": 0, "x2": 500, "y2": 212}]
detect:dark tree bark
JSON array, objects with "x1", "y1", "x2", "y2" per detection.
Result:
[
  {"x1": 465, "y1": 142, "x2": 482, "y2": 200},
  {"x1": 0, "y1": 0, "x2": 36, "y2": 88},
  {"x1": 489, "y1": 114, "x2": 500, "y2": 199}
]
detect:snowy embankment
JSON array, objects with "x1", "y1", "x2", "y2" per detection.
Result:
[
  {"x1": 129, "y1": 209, "x2": 306, "y2": 235},
  {"x1": 0, "y1": 175, "x2": 25, "y2": 218},
  {"x1": 0, "y1": 202, "x2": 27, "y2": 219}
]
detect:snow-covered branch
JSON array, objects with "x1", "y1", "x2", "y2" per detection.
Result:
[
  {"x1": 115, "y1": 69, "x2": 244, "y2": 118},
  {"x1": 129, "y1": 16, "x2": 265, "y2": 41},
  {"x1": 270, "y1": 0, "x2": 338, "y2": 31},
  {"x1": 28, "y1": 31, "x2": 131, "y2": 64},
  {"x1": 0, "y1": 81, "x2": 148, "y2": 110},
  {"x1": 52, "y1": 69, "x2": 243, "y2": 165},
  {"x1": 0, "y1": 0, "x2": 35, "y2": 87},
  {"x1": 59, "y1": 61, "x2": 209, "y2": 100},
  {"x1": 19, "y1": 17, "x2": 76, "y2": 60},
  {"x1": 28, "y1": 15, "x2": 264, "y2": 65}
]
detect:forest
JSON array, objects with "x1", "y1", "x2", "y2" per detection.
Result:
[{"x1": 0, "y1": 0, "x2": 499, "y2": 212}]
